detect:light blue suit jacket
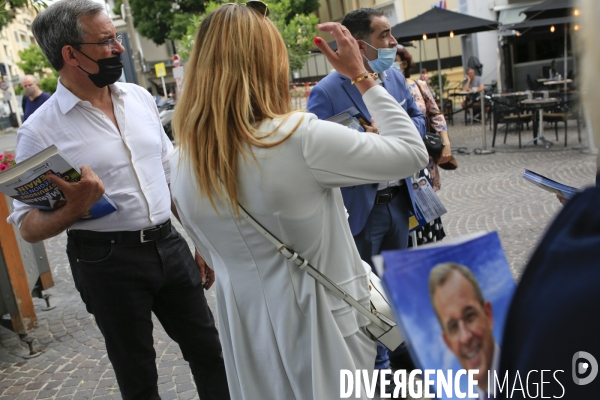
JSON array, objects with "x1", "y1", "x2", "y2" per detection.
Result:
[{"x1": 306, "y1": 68, "x2": 426, "y2": 236}]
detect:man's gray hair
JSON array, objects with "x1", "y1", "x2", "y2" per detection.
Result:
[
  {"x1": 428, "y1": 262, "x2": 485, "y2": 323},
  {"x1": 21, "y1": 74, "x2": 37, "y2": 84},
  {"x1": 32, "y1": 0, "x2": 104, "y2": 71}
]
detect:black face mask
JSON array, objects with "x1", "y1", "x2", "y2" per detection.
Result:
[{"x1": 76, "y1": 50, "x2": 123, "y2": 88}]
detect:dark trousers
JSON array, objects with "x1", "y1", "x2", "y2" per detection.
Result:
[
  {"x1": 66, "y1": 226, "x2": 230, "y2": 400},
  {"x1": 353, "y1": 185, "x2": 411, "y2": 271},
  {"x1": 352, "y1": 185, "x2": 410, "y2": 370}
]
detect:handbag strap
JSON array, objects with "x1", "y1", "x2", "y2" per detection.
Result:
[
  {"x1": 236, "y1": 203, "x2": 395, "y2": 329},
  {"x1": 414, "y1": 80, "x2": 442, "y2": 133},
  {"x1": 413, "y1": 80, "x2": 432, "y2": 133}
]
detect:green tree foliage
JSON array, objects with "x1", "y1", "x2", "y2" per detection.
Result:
[
  {"x1": 289, "y1": 0, "x2": 319, "y2": 22},
  {"x1": 16, "y1": 45, "x2": 50, "y2": 76},
  {"x1": 39, "y1": 74, "x2": 57, "y2": 94},
  {"x1": 124, "y1": 0, "x2": 319, "y2": 46},
  {"x1": 122, "y1": 0, "x2": 206, "y2": 45},
  {"x1": 0, "y1": 0, "x2": 46, "y2": 31},
  {"x1": 428, "y1": 72, "x2": 447, "y2": 99},
  {"x1": 274, "y1": 8, "x2": 319, "y2": 72},
  {"x1": 16, "y1": 45, "x2": 57, "y2": 94},
  {"x1": 177, "y1": 0, "x2": 318, "y2": 73},
  {"x1": 112, "y1": 0, "x2": 123, "y2": 17}
]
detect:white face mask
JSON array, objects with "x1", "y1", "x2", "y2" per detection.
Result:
[{"x1": 392, "y1": 62, "x2": 402, "y2": 72}]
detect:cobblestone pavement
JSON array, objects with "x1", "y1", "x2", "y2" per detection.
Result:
[{"x1": 0, "y1": 120, "x2": 596, "y2": 399}]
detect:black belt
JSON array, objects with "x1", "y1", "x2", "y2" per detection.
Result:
[
  {"x1": 375, "y1": 186, "x2": 402, "y2": 205},
  {"x1": 67, "y1": 219, "x2": 171, "y2": 244}
]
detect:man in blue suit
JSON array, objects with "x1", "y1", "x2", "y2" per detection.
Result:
[
  {"x1": 307, "y1": 8, "x2": 425, "y2": 266},
  {"x1": 307, "y1": 7, "x2": 426, "y2": 374}
]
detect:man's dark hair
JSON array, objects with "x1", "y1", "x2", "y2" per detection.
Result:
[
  {"x1": 341, "y1": 8, "x2": 385, "y2": 42},
  {"x1": 32, "y1": 0, "x2": 104, "y2": 71}
]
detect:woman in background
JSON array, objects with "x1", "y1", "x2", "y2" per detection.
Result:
[
  {"x1": 395, "y1": 46, "x2": 451, "y2": 245},
  {"x1": 169, "y1": 4, "x2": 427, "y2": 399}
]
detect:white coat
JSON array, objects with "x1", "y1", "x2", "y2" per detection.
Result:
[{"x1": 169, "y1": 85, "x2": 428, "y2": 400}]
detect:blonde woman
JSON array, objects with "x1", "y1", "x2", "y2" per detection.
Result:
[{"x1": 169, "y1": 4, "x2": 428, "y2": 399}]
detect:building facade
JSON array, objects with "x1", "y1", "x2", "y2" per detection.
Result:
[
  {"x1": 0, "y1": 7, "x2": 39, "y2": 121},
  {"x1": 297, "y1": 0, "x2": 549, "y2": 92}
]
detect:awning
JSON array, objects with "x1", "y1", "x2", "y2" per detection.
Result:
[
  {"x1": 391, "y1": 7, "x2": 498, "y2": 42},
  {"x1": 505, "y1": 15, "x2": 576, "y2": 30},
  {"x1": 523, "y1": 0, "x2": 574, "y2": 14},
  {"x1": 522, "y1": 0, "x2": 575, "y2": 20}
]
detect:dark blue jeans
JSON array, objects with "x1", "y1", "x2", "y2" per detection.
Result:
[
  {"x1": 353, "y1": 185, "x2": 411, "y2": 370},
  {"x1": 66, "y1": 226, "x2": 230, "y2": 400},
  {"x1": 353, "y1": 185, "x2": 411, "y2": 272}
]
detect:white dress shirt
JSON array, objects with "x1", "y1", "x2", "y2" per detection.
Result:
[{"x1": 7, "y1": 79, "x2": 173, "y2": 232}]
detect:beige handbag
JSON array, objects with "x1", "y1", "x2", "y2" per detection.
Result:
[{"x1": 237, "y1": 203, "x2": 403, "y2": 351}]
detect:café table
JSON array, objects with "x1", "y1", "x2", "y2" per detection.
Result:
[
  {"x1": 451, "y1": 90, "x2": 482, "y2": 124},
  {"x1": 544, "y1": 79, "x2": 573, "y2": 94},
  {"x1": 543, "y1": 79, "x2": 573, "y2": 86},
  {"x1": 520, "y1": 97, "x2": 561, "y2": 148},
  {"x1": 454, "y1": 90, "x2": 479, "y2": 96},
  {"x1": 449, "y1": 90, "x2": 479, "y2": 100},
  {"x1": 492, "y1": 92, "x2": 529, "y2": 98}
]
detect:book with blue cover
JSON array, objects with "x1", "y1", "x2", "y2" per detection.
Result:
[
  {"x1": 0, "y1": 144, "x2": 117, "y2": 220},
  {"x1": 374, "y1": 231, "x2": 516, "y2": 399}
]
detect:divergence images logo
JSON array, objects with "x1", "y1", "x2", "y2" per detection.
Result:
[{"x1": 572, "y1": 351, "x2": 598, "y2": 385}]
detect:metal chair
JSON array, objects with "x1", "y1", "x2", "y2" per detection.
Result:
[
  {"x1": 527, "y1": 74, "x2": 542, "y2": 91},
  {"x1": 492, "y1": 99, "x2": 534, "y2": 148},
  {"x1": 542, "y1": 99, "x2": 582, "y2": 147}
]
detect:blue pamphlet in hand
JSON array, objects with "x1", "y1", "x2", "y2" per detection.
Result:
[
  {"x1": 325, "y1": 107, "x2": 370, "y2": 132},
  {"x1": 523, "y1": 169, "x2": 579, "y2": 200}
]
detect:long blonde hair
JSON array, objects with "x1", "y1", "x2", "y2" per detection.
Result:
[{"x1": 173, "y1": 4, "x2": 300, "y2": 213}]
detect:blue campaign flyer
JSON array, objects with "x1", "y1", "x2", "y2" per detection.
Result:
[{"x1": 380, "y1": 231, "x2": 516, "y2": 399}]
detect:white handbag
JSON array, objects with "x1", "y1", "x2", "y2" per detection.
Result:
[
  {"x1": 236, "y1": 203, "x2": 403, "y2": 351},
  {"x1": 366, "y1": 274, "x2": 403, "y2": 350}
]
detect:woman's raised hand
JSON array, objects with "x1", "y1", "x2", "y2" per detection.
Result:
[{"x1": 313, "y1": 22, "x2": 367, "y2": 80}]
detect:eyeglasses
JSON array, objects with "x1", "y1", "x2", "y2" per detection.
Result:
[
  {"x1": 72, "y1": 34, "x2": 123, "y2": 51},
  {"x1": 224, "y1": 1, "x2": 269, "y2": 16}
]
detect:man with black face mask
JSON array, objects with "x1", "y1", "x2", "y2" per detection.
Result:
[{"x1": 7, "y1": 1, "x2": 230, "y2": 399}]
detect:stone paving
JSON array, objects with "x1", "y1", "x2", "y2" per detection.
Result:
[{"x1": 0, "y1": 119, "x2": 596, "y2": 399}]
